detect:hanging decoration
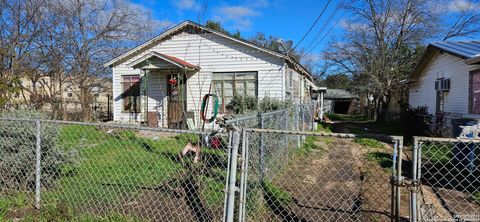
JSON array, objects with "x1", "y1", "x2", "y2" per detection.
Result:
[
  {"x1": 169, "y1": 77, "x2": 179, "y2": 99},
  {"x1": 200, "y1": 94, "x2": 219, "y2": 123}
]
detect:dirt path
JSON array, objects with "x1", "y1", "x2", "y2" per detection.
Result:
[{"x1": 273, "y1": 138, "x2": 392, "y2": 221}]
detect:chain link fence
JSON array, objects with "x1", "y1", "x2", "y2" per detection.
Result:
[
  {"x1": 413, "y1": 137, "x2": 480, "y2": 222},
  {"x1": 238, "y1": 129, "x2": 402, "y2": 222},
  {"x1": 1, "y1": 109, "x2": 406, "y2": 222},
  {"x1": 0, "y1": 118, "x2": 230, "y2": 221},
  {"x1": 226, "y1": 103, "x2": 316, "y2": 132}
]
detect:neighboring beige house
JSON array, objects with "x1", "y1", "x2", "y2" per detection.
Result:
[
  {"x1": 104, "y1": 20, "x2": 317, "y2": 128},
  {"x1": 405, "y1": 40, "x2": 480, "y2": 121},
  {"x1": 9, "y1": 75, "x2": 112, "y2": 121}
]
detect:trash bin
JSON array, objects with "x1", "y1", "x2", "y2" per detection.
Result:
[
  {"x1": 450, "y1": 118, "x2": 479, "y2": 175},
  {"x1": 451, "y1": 118, "x2": 478, "y2": 138}
]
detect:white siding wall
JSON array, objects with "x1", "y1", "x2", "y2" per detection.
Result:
[
  {"x1": 409, "y1": 52, "x2": 480, "y2": 115},
  {"x1": 112, "y1": 66, "x2": 142, "y2": 122},
  {"x1": 112, "y1": 32, "x2": 285, "y2": 127}
]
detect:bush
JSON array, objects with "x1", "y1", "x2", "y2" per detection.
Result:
[
  {"x1": 227, "y1": 95, "x2": 257, "y2": 114},
  {"x1": 258, "y1": 97, "x2": 292, "y2": 113},
  {"x1": 227, "y1": 96, "x2": 292, "y2": 114},
  {"x1": 400, "y1": 106, "x2": 433, "y2": 137},
  {"x1": 0, "y1": 110, "x2": 76, "y2": 191}
]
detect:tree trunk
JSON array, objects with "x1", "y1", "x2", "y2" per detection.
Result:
[{"x1": 80, "y1": 90, "x2": 92, "y2": 122}]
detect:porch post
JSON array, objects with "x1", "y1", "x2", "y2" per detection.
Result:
[{"x1": 320, "y1": 91, "x2": 324, "y2": 122}]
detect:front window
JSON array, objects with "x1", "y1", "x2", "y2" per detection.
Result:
[
  {"x1": 121, "y1": 75, "x2": 141, "y2": 113},
  {"x1": 471, "y1": 70, "x2": 480, "y2": 114},
  {"x1": 212, "y1": 71, "x2": 257, "y2": 112}
]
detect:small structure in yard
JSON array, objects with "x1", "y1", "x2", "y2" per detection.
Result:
[
  {"x1": 323, "y1": 89, "x2": 359, "y2": 115},
  {"x1": 104, "y1": 20, "x2": 317, "y2": 129},
  {"x1": 405, "y1": 40, "x2": 480, "y2": 126}
]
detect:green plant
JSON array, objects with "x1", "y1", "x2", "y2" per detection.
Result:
[
  {"x1": 258, "y1": 97, "x2": 292, "y2": 113},
  {"x1": 472, "y1": 192, "x2": 480, "y2": 204},
  {"x1": 296, "y1": 136, "x2": 324, "y2": 155},
  {"x1": 325, "y1": 114, "x2": 369, "y2": 122},
  {"x1": 423, "y1": 144, "x2": 452, "y2": 164},
  {"x1": 0, "y1": 110, "x2": 76, "y2": 191},
  {"x1": 0, "y1": 192, "x2": 30, "y2": 220},
  {"x1": 317, "y1": 122, "x2": 333, "y2": 133},
  {"x1": 366, "y1": 152, "x2": 393, "y2": 170},
  {"x1": 263, "y1": 181, "x2": 292, "y2": 205},
  {"x1": 353, "y1": 138, "x2": 384, "y2": 149},
  {"x1": 227, "y1": 95, "x2": 257, "y2": 114},
  {"x1": 400, "y1": 106, "x2": 433, "y2": 137}
]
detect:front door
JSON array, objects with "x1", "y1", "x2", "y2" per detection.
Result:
[{"x1": 167, "y1": 74, "x2": 186, "y2": 128}]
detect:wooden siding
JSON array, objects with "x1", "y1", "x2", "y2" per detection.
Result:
[
  {"x1": 112, "y1": 32, "x2": 286, "y2": 127},
  {"x1": 409, "y1": 52, "x2": 480, "y2": 116}
]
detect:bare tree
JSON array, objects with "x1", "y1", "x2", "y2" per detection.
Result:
[
  {"x1": 41, "y1": 0, "x2": 156, "y2": 121},
  {"x1": 324, "y1": 0, "x2": 480, "y2": 121},
  {"x1": 0, "y1": 0, "x2": 47, "y2": 108}
]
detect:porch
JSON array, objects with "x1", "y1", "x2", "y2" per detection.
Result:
[{"x1": 124, "y1": 51, "x2": 200, "y2": 128}]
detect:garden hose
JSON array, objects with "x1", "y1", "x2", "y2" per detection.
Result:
[{"x1": 200, "y1": 94, "x2": 219, "y2": 123}]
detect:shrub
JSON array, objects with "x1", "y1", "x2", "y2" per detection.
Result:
[
  {"x1": 400, "y1": 106, "x2": 433, "y2": 137},
  {"x1": 227, "y1": 96, "x2": 292, "y2": 114},
  {"x1": 258, "y1": 97, "x2": 292, "y2": 113},
  {"x1": 0, "y1": 110, "x2": 76, "y2": 191},
  {"x1": 227, "y1": 95, "x2": 257, "y2": 114}
]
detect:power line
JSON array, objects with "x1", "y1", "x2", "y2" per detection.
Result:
[
  {"x1": 301, "y1": 8, "x2": 346, "y2": 60},
  {"x1": 302, "y1": 0, "x2": 343, "y2": 53},
  {"x1": 291, "y1": 0, "x2": 332, "y2": 51}
]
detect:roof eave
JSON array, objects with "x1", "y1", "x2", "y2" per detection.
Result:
[
  {"x1": 466, "y1": 56, "x2": 480, "y2": 65},
  {"x1": 104, "y1": 20, "x2": 288, "y2": 68}
]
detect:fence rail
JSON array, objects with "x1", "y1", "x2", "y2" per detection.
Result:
[{"x1": 226, "y1": 103, "x2": 316, "y2": 132}]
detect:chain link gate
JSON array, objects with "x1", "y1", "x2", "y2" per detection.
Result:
[
  {"x1": 236, "y1": 129, "x2": 403, "y2": 222},
  {"x1": 408, "y1": 137, "x2": 480, "y2": 222}
]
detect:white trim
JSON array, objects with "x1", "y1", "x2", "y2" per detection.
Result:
[
  {"x1": 127, "y1": 51, "x2": 198, "y2": 70},
  {"x1": 104, "y1": 20, "x2": 287, "y2": 68}
]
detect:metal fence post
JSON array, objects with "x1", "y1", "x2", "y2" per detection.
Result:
[
  {"x1": 225, "y1": 130, "x2": 241, "y2": 222},
  {"x1": 411, "y1": 137, "x2": 419, "y2": 222},
  {"x1": 238, "y1": 130, "x2": 249, "y2": 222},
  {"x1": 258, "y1": 113, "x2": 265, "y2": 181},
  {"x1": 35, "y1": 119, "x2": 42, "y2": 209},
  {"x1": 301, "y1": 105, "x2": 305, "y2": 132},
  {"x1": 395, "y1": 139, "x2": 403, "y2": 222},
  {"x1": 294, "y1": 104, "x2": 300, "y2": 148},
  {"x1": 311, "y1": 104, "x2": 315, "y2": 130}
]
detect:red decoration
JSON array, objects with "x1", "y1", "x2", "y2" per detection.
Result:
[{"x1": 168, "y1": 78, "x2": 177, "y2": 86}]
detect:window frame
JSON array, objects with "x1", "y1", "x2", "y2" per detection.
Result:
[
  {"x1": 211, "y1": 71, "x2": 258, "y2": 112},
  {"x1": 469, "y1": 69, "x2": 480, "y2": 114},
  {"x1": 121, "y1": 75, "x2": 141, "y2": 113},
  {"x1": 436, "y1": 90, "x2": 444, "y2": 114}
]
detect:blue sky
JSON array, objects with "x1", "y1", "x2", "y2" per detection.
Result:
[{"x1": 130, "y1": 0, "x2": 346, "y2": 60}]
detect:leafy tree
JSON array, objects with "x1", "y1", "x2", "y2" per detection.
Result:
[
  {"x1": 323, "y1": 74, "x2": 352, "y2": 90},
  {"x1": 205, "y1": 20, "x2": 231, "y2": 35}
]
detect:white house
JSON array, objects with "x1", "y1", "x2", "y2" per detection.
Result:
[
  {"x1": 406, "y1": 41, "x2": 480, "y2": 120},
  {"x1": 104, "y1": 20, "x2": 317, "y2": 128}
]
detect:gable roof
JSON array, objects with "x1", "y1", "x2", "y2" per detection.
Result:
[
  {"x1": 324, "y1": 89, "x2": 357, "y2": 99},
  {"x1": 127, "y1": 51, "x2": 200, "y2": 70},
  {"x1": 104, "y1": 20, "x2": 313, "y2": 80},
  {"x1": 410, "y1": 40, "x2": 480, "y2": 79}
]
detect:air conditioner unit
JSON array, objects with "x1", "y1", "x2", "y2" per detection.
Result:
[{"x1": 435, "y1": 78, "x2": 450, "y2": 91}]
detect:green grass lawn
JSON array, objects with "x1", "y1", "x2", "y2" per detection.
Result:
[
  {"x1": 325, "y1": 113, "x2": 370, "y2": 122},
  {"x1": 422, "y1": 143, "x2": 452, "y2": 164},
  {"x1": 1, "y1": 125, "x2": 227, "y2": 221}
]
